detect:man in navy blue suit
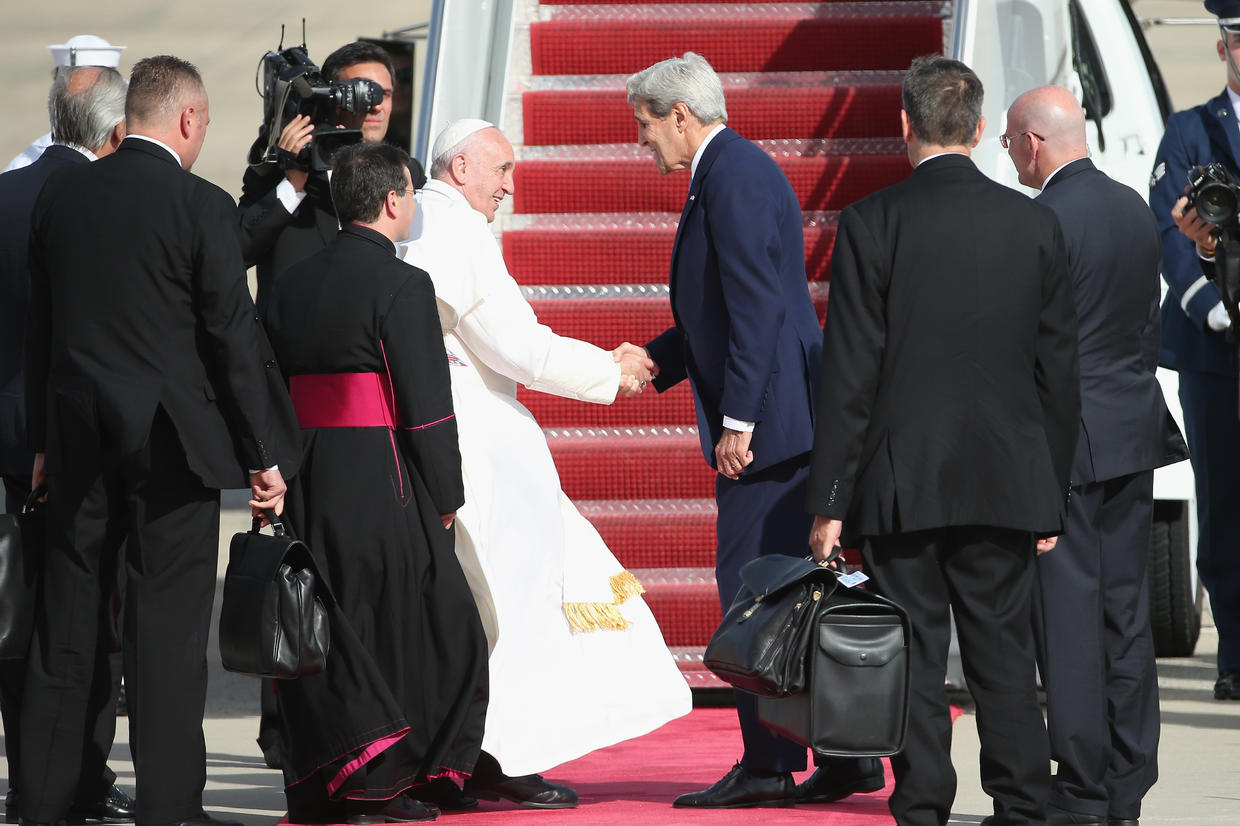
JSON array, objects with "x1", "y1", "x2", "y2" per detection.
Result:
[
  {"x1": 1007, "y1": 85, "x2": 1188, "y2": 826},
  {"x1": 624, "y1": 52, "x2": 883, "y2": 809},
  {"x1": 0, "y1": 64, "x2": 133, "y2": 823},
  {"x1": 1149, "y1": 0, "x2": 1240, "y2": 702}
]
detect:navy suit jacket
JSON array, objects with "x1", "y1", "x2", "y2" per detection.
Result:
[
  {"x1": 0, "y1": 145, "x2": 89, "y2": 476},
  {"x1": 1151, "y1": 89, "x2": 1240, "y2": 377},
  {"x1": 1039, "y1": 158, "x2": 1188, "y2": 484},
  {"x1": 645, "y1": 127, "x2": 822, "y2": 474}
]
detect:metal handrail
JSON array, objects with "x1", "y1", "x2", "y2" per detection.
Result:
[{"x1": 414, "y1": 0, "x2": 445, "y2": 165}]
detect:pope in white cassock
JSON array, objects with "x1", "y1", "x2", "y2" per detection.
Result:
[{"x1": 401, "y1": 119, "x2": 691, "y2": 807}]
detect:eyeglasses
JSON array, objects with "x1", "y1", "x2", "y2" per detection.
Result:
[{"x1": 999, "y1": 131, "x2": 1046, "y2": 149}]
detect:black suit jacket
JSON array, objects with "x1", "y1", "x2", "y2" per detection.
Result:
[
  {"x1": 1038, "y1": 158, "x2": 1189, "y2": 483},
  {"x1": 239, "y1": 158, "x2": 427, "y2": 315},
  {"x1": 0, "y1": 145, "x2": 89, "y2": 476},
  {"x1": 25, "y1": 137, "x2": 294, "y2": 488},
  {"x1": 807, "y1": 154, "x2": 1080, "y2": 542},
  {"x1": 238, "y1": 167, "x2": 338, "y2": 315}
]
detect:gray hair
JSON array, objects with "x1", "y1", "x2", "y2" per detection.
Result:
[
  {"x1": 625, "y1": 52, "x2": 727, "y2": 124},
  {"x1": 48, "y1": 66, "x2": 127, "y2": 151}
]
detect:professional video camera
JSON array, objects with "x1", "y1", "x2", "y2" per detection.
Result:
[
  {"x1": 248, "y1": 28, "x2": 385, "y2": 172},
  {"x1": 1186, "y1": 163, "x2": 1240, "y2": 339}
]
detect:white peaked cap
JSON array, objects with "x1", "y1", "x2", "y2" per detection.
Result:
[
  {"x1": 47, "y1": 35, "x2": 126, "y2": 68},
  {"x1": 431, "y1": 118, "x2": 496, "y2": 162}
]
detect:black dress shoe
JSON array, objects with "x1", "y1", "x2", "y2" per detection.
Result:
[
  {"x1": 1047, "y1": 808, "x2": 1105, "y2": 825},
  {"x1": 68, "y1": 786, "x2": 136, "y2": 823},
  {"x1": 408, "y1": 779, "x2": 476, "y2": 812},
  {"x1": 6, "y1": 790, "x2": 18, "y2": 824},
  {"x1": 1215, "y1": 669, "x2": 1240, "y2": 700},
  {"x1": 463, "y1": 774, "x2": 577, "y2": 809},
  {"x1": 1108, "y1": 819, "x2": 1139, "y2": 826},
  {"x1": 344, "y1": 795, "x2": 439, "y2": 824},
  {"x1": 796, "y1": 757, "x2": 885, "y2": 803},
  {"x1": 672, "y1": 764, "x2": 794, "y2": 809}
]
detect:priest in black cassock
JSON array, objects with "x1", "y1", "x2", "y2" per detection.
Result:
[{"x1": 264, "y1": 141, "x2": 488, "y2": 823}]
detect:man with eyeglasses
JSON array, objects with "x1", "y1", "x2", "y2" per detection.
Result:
[
  {"x1": 1149, "y1": 0, "x2": 1240, "y2": 705},
  {"x1": 1007, "y1": 85, "x2": 1188, "y2": 826},
  {"x1": 238, "y1": 40, "x2": 420, "y2": 316}
]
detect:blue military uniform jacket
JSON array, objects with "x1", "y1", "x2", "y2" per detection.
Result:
[{"x1": 1151, "y1": 89, "x2": 1240, "y2": 377}]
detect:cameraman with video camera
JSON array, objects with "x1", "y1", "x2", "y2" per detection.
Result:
[
  {"x1": 1151, "y1": 0, "x2": 1240, "y2": 702},
  {"x1": 239, "y1": 40, "x2": 414, "y2": 314}
]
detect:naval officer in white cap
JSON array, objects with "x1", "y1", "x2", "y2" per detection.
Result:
[{"x1": 4, "y1": 34, "x2": 125, "y2": 172}]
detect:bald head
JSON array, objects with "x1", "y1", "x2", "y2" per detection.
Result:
[{"x1": 1004, "y1": 86, "x2": 1087, "y2": 188}]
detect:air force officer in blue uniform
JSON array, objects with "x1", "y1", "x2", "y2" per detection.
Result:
[
  {"x1": 1149, "y1": 0, "x2": 1240, "y2": 701},
  {"x1": 624, "y1": 52, "x2": 884, "y2": 809}
]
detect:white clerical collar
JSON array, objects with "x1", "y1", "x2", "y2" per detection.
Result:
[
  {"x1": 126, "y1": 134, "x2": 183, "y2": 168},
  {"x1": 691, "y1": 123, "x2": 726, "y2": 178}
]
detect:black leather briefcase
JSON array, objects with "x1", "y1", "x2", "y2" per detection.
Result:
[
  {"x1": 757, "y1": 586, "x2": 910, "y2": 757},
  {"x1": 0, "y1": 488, "x2": 45, "y2": 659},
  {"x1": 219, "y1": 514, "x2": 331, "y2": 679}
]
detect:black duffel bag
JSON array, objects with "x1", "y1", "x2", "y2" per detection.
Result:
[
  {"x1": 0, "y1": 488, "x2": 45, "y2": 659},
  {"x1": 703, "y1": 554, "x2": 840, "y2": 697},
  {"x1": 757, "y1": 585, "x2": 910, "y2": 757},
  {"x1": 219, "y1": 514, "x2": 331, "y2": 679}
]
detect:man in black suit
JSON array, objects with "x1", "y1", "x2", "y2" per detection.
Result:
[
  {"x1": 239, "y1": 40, "x2": 410, "y2": 315},
  {"x1": 1005, "y1": 86, "x2": 1189, "y2": 826},
  {"x1": 807, "y1": 56, "x2": 1081, "y2": 826},
  {"x1": 0, "y1": 64, "x2": 133, "y2": 825},
  {"x1": 21, "y1": 55, "x2": 289, "y2": 826}
]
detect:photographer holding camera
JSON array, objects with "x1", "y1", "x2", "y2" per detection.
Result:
[
  {"x1": 238, "y1": 40, "x2": 413, "y2": 315},
  {"x1": 1150, "y1": 0, "x2": 1240, "y2": 702}
]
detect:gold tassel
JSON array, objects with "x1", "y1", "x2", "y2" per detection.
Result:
[
  {"x1": 610, "y1": 570, "x2": 645, "y2": 603},
  {"x1": 563, "y1": 570, "x2": 646, "y2": 633},
  {"x1": 563, "y1": 601, "x2": 631, "y2": 633}
]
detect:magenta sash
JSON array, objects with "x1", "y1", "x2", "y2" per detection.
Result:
[{"x1": 289, "y1": 373, "x2": 401, "y2": 429}]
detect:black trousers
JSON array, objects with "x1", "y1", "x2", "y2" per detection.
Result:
[
  {"x1": 20, "y1": 414, "x2": 221, "y2": 824},
  {"x1": 1, "y1": 474, "x2": 120, "y2": 805},
  {"x1": 1032, "y1": 471, "x2": 1159, "y2": 821},
  {"x1": 863, "y1": 526, "x2": 1049, "y2": 826}
]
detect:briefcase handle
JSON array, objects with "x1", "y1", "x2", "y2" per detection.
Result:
[
  {"x1": 23, "y1": 486, "x2": 47, "y2": 515},
  {"x1": 251, "y1": 512, "x2": 291, "y2": 538}
]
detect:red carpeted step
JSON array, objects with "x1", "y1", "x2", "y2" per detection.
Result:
[
  {"x1": 637, "y1": 567, "x2": 722, "y2": 647},
  {"x1": 525, "y1": 284, "x2": 829, "y2": 352},
  {"x1": 530, "y1": 3, "x2": 947, "y2": 75},
  {"x1": 514, "y1": 140, "x2": 908, "y2": 214},
  {"x1": 547, "y1": 427, "x2": 715, "y2": 500},
  {"x1": 522, "y1": 72, "x2": 903, "y2": 146},
  {"x1": 520, "y1": 379, "x2": 697, "y2": 427},
  {"x1": 670, "y1": 646, "x2": 729, "y2": 690},
  {"x1": 504, "y1": 212, "x2": 838, "y2": 285},
  {"x1": 578, "y1": 498, "x2": 717, "y2": 569}
]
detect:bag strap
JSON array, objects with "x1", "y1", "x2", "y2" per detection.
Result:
[
  {"x1": 251, "y1": 512, "x2": 293, "y2": 538},
  {"x1": 23, "y1": 486, "x2": 47, "y2": 514}
]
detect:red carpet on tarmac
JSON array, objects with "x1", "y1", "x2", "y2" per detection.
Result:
[
  {"x1": 450, "y1": 707, "x2": 895, "y2": 823},
  {"x1": 281, "y1": 706, "x2": 965, "y2": 824}
]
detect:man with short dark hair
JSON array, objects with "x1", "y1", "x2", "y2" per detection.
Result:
[
  {"x1": 0, "y1": 63, "x2": 131, "y2": 826},
  {"x1": 239, "y1": 40, "x2": 404, "y2": 314},
  {"x1": 20, "y1": 54, "x2": 290, "y2": 826},
  {"x1": 807, "y1": 55, "x2": 1080, "y2": 826}
]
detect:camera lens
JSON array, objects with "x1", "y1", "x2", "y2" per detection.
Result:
[{"x1": 1197, "y1": 182, "x2": 1239, "y2": 225}]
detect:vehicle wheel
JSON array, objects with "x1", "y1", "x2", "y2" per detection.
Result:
[{"x1": 1148, "y1": 500, "x2": 1201, "y2": 657}]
